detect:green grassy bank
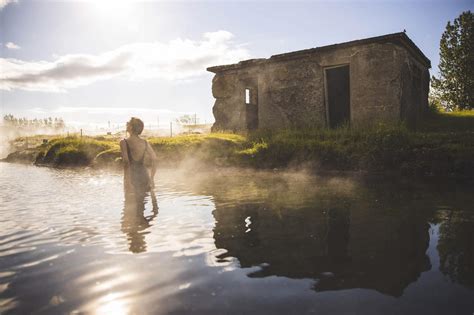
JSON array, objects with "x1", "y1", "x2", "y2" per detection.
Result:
[{"x1": 4, "y1": 110, "x2": 474, "y2": 177}]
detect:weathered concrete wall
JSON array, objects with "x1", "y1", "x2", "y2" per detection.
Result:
[
  {"x1": 211, "y1": 73, "x2": 244, "y2": 131},
  {"x1": 210, "y1": 41, "x2": 429, "y2": 131},
  {"x1": 349, "y1": 44, "x2": 403, "y2": 126},
  {"x1": 258, "y1": 57, "x2": 326, "y2": 129},
  {"x1": 400, "y1": 51, "x2": 430, "y2": 128},
  {"x1": 211, "y1": 67, "x2": 261, "y2": 131}
]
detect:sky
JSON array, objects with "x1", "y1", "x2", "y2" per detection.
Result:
[{"x1": 0, "y1": 0, "x2": 472, "y2": 129}]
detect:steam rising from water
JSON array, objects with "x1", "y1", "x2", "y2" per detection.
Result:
[{"x1": 0, "y1": 125, "x2": 65, "y2": 158}]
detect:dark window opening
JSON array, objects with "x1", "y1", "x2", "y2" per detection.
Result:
[{"x1": 245, "y1": 87, "x2": 258, "y2": 130}]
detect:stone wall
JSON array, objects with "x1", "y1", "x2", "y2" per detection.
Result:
[
  {"x1": 259, "y1": 57, "x2": 326, "y2": 129},
  {"x1": 211, "y1": 72, "x2": 244, "y2": 131},
  {"x1": 400, "y1": 50, "x2": 431, "y2": 128},
  {"x1": 349, "y1": 44, "x2": 403, "y2": 126},
  {"x1": 210, "y1": 42, "x2": 430, "y2": 131}
]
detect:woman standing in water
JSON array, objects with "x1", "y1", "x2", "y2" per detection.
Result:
[
  {"x1": 120, "y1": 117, "x2": 158, "y2": 253},
  {"x1": 120, "y1": 117, "x2": 158, "y2": 203}
]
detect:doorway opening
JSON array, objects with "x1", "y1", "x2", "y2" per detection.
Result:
[{"x1": 325, "y1": 65, "x2": 350, "y2": 128}]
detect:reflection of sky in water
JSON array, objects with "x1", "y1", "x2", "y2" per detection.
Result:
[{"x1": 0, "y1": 163, "x2": 473, "y2": 314}]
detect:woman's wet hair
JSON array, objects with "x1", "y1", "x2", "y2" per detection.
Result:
[{"x1": 128, "y1": 117, "x2": 144, "y2": 135}]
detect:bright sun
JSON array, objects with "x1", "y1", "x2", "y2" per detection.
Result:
[{"x1": 90, "y1": 0, "x2": 136, "y2": 18}]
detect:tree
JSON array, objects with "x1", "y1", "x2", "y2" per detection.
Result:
[
  {"x1": 175, "y1": 114, "x2": 194, "y2": 125},
  {"x1": 432, "y1": 11, "x2": 473, "y2": 110},
  {"x1": 2, "y1": 114, "x2": 66, "y2": 129}
]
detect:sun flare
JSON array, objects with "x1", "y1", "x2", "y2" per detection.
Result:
[{"x1": 89, "y1": 0, "x2": 136, "y2": 18}]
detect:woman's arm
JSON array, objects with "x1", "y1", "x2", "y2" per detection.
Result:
[
  {"x1": 147, "y1": 141, "x2": 158, "y2": 183},
  {"x1": 120, "y1": 139, "x2": 134, "y2": 191},
  {"x1": 119, "y1": 139, "x2": 130, "y2": 165}
]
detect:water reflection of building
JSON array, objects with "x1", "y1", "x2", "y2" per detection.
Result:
[
  {"x1": 213, "y1": 199, "x2": 431, "y2": 297},
  {"x1": 191, "y1": 171, "x2": 474, "y2": 295}
]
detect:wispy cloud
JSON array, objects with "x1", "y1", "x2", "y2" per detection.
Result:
[
  {"x1": 0, "y1": 0, "x2": 17, "y2": 10},
  {"x1": 5, "y1": 42, "x2": 21, "y2": 50},
  {"x1": 0, "y1": 31, "x2": 250, "y2": 92},
  {"x1": 1, "y1": 51, "x2": 131, "y2": 92}
]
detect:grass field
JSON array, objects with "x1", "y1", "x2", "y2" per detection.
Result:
[
  {"x1": 5, "y1": 110, "x2": 474, "y2": 177},
  {"x1": 419, "y1": 110, "x2": 474, "y2": 133}
]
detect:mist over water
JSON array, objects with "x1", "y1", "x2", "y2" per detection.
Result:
[
  {"x1": 0, "y1": 126, "x2": 27, "y2": 158},
  {"x1": 0, "y1": 163, "x2": 473, "y2": 314},
  {"x1": 0, "y1": 126, "x2": 64, "y2": 159}
]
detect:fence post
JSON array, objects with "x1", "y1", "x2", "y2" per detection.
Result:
[
  {"x1": 80, "y1": 129, "x2": 83, "y2": 138},
  {"x1": 170, "y1": 122, "x2": 173, "y2": 137}
]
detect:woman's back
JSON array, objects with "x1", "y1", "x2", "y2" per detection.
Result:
[
  {"x1": 123, "y1": 136, "x2": 155, "y2": 167},
  {"x1": 124, "y1": 136, "x2": 147, "y2": 161},
  {"x1": 122, "y1": 137, "x2": 150, "y2": 194}
]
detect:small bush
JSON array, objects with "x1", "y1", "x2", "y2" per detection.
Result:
[
  {"x1": 36, "y1": 136, "x2": 117, "y2": 166},
  {"x1": 94, "y1": 148, "x2": 122, "y2": 167},
  {"x1": 55, "y1": 146, "x2": 89, "y2": 166}
]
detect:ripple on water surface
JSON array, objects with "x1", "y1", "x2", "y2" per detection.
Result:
[{"x1": 1, "y1": 162, "x2": 474, "y2": 314}]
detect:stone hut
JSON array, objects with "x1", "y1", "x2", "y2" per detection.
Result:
[{"x1": 207, "y1": 32, "x2": 431, "y2": 131}]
